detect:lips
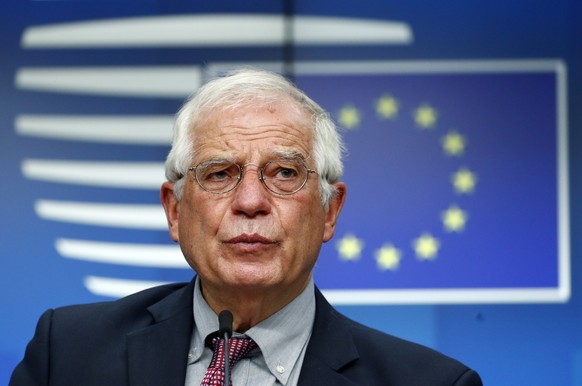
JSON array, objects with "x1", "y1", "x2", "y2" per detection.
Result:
[{"x1": 226, "y1": 233, "x2": 275, "y2": 245}]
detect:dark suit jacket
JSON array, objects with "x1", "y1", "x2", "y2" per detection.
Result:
[{"x1": 10, "y1": 279, "x2": 482, "y2": 386}]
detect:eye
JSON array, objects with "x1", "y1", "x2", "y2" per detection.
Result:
[
  {"x1": 207, "y1": 168, "x2": 230, "y2": 181},
  {"x1": 198, "y1": 162, "x2": 239, "y2": 181},
  {"x1": 276, "y1": 166, "x2": 298, "y2": 179},
  {"x1": 264, "y1": 160, "x2": 301, "y2": 180}
]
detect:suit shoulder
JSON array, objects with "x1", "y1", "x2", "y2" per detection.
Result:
[
  {"x1": 335, "y1": 311, "x2": 481, "y2": 384},
  {"x1": 51, "y1": 281, "x2": 190, "y2": 329},
  {"x1": 11, "y1": 282, "x2": 194, "y2": 385}
]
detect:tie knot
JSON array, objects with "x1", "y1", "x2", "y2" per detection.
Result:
[
  {"x1": 211, "y1": 336, "x2": 257, "y2": 366},
  {"x1": 201, "y1": 336, "x2": 257, "y2": 385}
]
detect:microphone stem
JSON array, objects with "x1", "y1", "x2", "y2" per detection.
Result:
[{"x1": 223, "y1": 333, "x2": 230, "y2": 386}]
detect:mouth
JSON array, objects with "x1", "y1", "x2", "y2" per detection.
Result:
[
  {"x1": 226, "y1": 233, "x2": 275, "y2": 245},
  {"x1": 223, "y1": 233, "x2": 278, "y2": 254}
]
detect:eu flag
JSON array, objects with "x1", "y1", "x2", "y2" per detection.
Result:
[{"x1": 294, "y1": 61, "x2": 569, "y2": 304}]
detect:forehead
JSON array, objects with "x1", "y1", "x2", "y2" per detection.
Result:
[{"x1": 191, "y1": 101, "x2": 314, "y2": 161}]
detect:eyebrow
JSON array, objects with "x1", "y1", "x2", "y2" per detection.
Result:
[
  {"x1": 196, "y1": 151, "x2": 308, "y2": 166},
  {"x1": 197, "y1": 156, "x2": 236, "y2": 166},
  {"x1": 270, "y1": 150, "x2": 308, "y2": 162}
]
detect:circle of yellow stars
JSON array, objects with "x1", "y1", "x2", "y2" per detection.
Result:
[{"x1": 335, "y1": 95, "x2": 477, "y2": 271}]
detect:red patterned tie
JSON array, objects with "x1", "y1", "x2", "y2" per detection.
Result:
[{"x1": 200, "y1": 336, "x2": 258, "y2": 386}]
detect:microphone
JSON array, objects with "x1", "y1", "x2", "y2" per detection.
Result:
[
  {"x1": 219, "y1": 310, "x2": 233, "y2": 338},
  {"x1": 218, "y1": 310, "x2": 233, "y2": 386}
]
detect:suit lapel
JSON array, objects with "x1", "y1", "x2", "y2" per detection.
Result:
[
  {"x1": 127, "y1": 280, "x2": 195, "y2": 386},
  {"x1": 297, "y1": 288, "x2": 360, "y2": 386},
  {"x1": 124, "y1": 282, "x2": 360, "y2": 385}
]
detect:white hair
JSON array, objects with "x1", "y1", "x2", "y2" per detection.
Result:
[{"x1": 164, "y1": 68, "x2": 344, "y2": 207}]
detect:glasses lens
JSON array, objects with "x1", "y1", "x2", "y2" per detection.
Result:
[
  {"x1": 195, "y1": 161, "x2": 240, "y2": 193},
  {"x1": 262, "y1": 160, "x2": 308, "y2": 194}
]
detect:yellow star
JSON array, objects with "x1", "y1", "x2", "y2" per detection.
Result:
[
  {"x1": 414, "y1": 104, "x2": 438, "y2": 129},
  {"x1": 375, "y1": 244, "x2": 402, "y2": 271},
  {"x1": 376, "y1": 95, "x2": 400, "y2": 119},
  {"x1": 442, "y1": 205, "x2": 468, "y2": 232},
  {"x1": 413, "y1": 233, "x2": 440, "y2": 260},
  {"x1": 442, "y1": 131, "x2": 466, "y2": 156},
  {"x1": 336, "y1": 234, "x2": 364, "y2": 261},
  {"x1": 452, "y1": 167, "x2": 477, "y2": 194},
  {"x1": 338, "y1": 105, "x2": 361, "y2": 129}
]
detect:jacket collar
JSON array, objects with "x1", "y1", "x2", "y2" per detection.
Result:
[
  {"x1": 297, "y1": 288, "x2": 361, "y2": 386},
  {"x1": 126, "y1": 279, "x2": 196, "y2": 386},
  {"x1": 124, "y1": 280, "x2": 360, "y2": 386}
]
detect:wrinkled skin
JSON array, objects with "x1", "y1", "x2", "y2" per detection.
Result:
[{"x1": 161, "y1": 102, "x2": 346, "y2": 330}]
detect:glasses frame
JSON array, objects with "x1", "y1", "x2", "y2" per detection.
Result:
[{"x1": 188, "y1": 160, "x2": 318, "y2": 195}]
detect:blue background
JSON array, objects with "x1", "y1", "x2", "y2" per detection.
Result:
[{"x1": 1, "y1": 1, "x2": 581, "y2": 385}]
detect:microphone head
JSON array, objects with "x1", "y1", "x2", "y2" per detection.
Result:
[{"x1": 218, "y1": 310, "x2": 233, "y2": 338}]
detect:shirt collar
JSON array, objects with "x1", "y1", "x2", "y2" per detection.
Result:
[
  {"x1": 191, "y1": 276, "x2": 316, "y2": 384},
  {"x1": 244, "y1": 278, "x2": 315, "y2": 384},
  {"x1": 192, "y1": 277, "x2": 220, "y2": 344}
]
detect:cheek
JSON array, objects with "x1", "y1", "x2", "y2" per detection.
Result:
[
  {"x1": 178, "y1": 195, "x2": 214, "y2": 242},
  {"x1": 184, "y1": 195, "x2": 237, "y2": 245},
  {"x1": 286, "y1": 196, "x2": 326, "y2": 241}
]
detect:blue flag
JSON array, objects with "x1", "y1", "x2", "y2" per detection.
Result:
[{"x1": 293, "y1": 61, "x2": 569, "y2": 303}]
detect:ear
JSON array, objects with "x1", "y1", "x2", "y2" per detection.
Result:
[
  {"x1": 161, "y1": 181, "x2": 180, "y2": 242},
  {"x1": 322, "y1": 182, "x2": 346, "y2": 243}
]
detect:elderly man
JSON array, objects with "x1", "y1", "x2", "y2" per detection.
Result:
[{"x1": 10, "y1": 69, "x2": 482, "y2": 386}]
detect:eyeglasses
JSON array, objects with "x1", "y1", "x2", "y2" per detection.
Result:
[{"x1": 188, "y1": 158, "x2": 317, "y2": 195}]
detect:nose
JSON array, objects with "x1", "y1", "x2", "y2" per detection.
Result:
[{"x1": 230, "y1": 164, "x2": 271, "y2": 217}]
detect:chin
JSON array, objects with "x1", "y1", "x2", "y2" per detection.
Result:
[{"x1": 224, "y1": 265, "x2": 282, "y2": 288}]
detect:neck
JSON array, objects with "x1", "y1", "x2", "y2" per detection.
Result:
[{"x1": 200, "y1": 277, "x2": 311, "y2": 332}]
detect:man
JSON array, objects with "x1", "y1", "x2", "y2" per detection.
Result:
[{"x1": 10, "y1": 69, "x2": 482, "y2": 385}]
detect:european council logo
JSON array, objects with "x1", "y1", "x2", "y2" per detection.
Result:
[{"x1": 13, "y1": 14, "x2": 568, "y2": 304}]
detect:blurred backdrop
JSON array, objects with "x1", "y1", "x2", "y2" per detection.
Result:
[{"x1": 1, "y1": 1, "x2": 581, "y2": 385}]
